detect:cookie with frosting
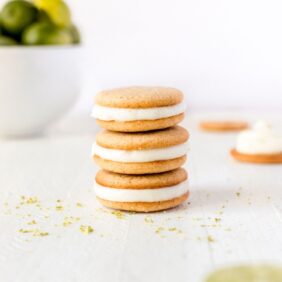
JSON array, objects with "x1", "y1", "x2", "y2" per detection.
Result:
[
  {"x1": 92, "y1": 126, "x2": 189, "y2": 174},
  {"x1": 94, "y1": 168, "x2": 189, "y2": 212},
  {"x1": 231, "y1": 120, "x2": 282, "y2": 164},
  {"x1": 92, "y1": 86, "x2": 186, "y2": 132}
]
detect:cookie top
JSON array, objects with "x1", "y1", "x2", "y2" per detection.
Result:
[
  {"x1": 95, "y1": 86, "x2": 183, "y2": 108},
  {"x1": 96, "y1": 126, "x2": 189, "y2": 150},
  {"x1": 95, "y1": 168, "x2": 188, "y2": 189}
]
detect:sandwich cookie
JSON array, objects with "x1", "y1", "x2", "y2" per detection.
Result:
[
  {"x1": 95, "y1": 168, "x2": 189, "y2": 212},
  {"x1": 200, "y1": 120, "x2": 249, "y2": 132},
  {"x1": 92, "y1": 86, "x2": 186, "y2": 132},
  {"x1": 93, "y1": 126, "x2": 189, "y2": 174},
  {"x1": 231, "y1": 120, "x2": 282, "y2": 164}
]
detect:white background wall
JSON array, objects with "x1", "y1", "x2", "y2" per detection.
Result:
[{"x1": 3, "y1": 0, "x2": 282, "y2": 113}]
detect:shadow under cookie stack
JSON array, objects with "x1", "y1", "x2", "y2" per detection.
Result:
[{"x1": 91, "y1": 87, "x2": 190, "y2": 212}]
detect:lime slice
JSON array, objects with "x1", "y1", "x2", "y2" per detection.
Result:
[
  {"x1": 0, "y1": 35, "x2": 18, "y2": 45},
  {"x1": 206, "y1": 265, "x2": 282, "y2": 282},
  {"x1": 0, "y1": 0, "x2": 38, "y2": 35},
  {"x1": 34, "y1": 0, "x2": 71, "y2": 28},
  {"x1": 22, "y1": 22, "x2": 72, "y2": 45}
]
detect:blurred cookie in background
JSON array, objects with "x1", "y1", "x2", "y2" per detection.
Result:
[{"x1": 200, "y1": 120, "x2": 249, "y2": 132}]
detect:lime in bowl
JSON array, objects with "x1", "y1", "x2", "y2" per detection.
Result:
[{"x1": 0, "y1": 0, "x2": 82, "y2": 137}]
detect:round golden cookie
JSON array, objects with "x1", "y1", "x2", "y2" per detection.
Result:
[
  {"x1": 231, "y1": 148, "x2": 282, "y2": 164},
  {"x1": 96, "y1": 126, "x2": 189, "y2": 150},
  {"x1": 96, "y1": 113, "x2": 184, "y2": 132},
  {"x1": 200, "y1": 121, "x2": 249, "y2": 132},
  {"x1": 93, "y1": 126, "x2": 189, "y2": 174},
  {"x1": 96, "y1": 168, "x2": 188, "y2": 189},
  {"x1": 95, "y1": 168, "x2": 189, "y2": 212},
  {"x1": 97, "y1": 193, "x2": 189, "y2": 213},
  {"x1": 94, "y1": 155, "x2": 187, "y2": 174},
  {"x1": 95, "y1": 86, "x2": 183, "y2": 108}
]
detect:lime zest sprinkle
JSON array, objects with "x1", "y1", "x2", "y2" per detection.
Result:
[
  {"x1": 155, "y1": 227, "x2": 164, "y2": 234},
  {"x1": 144, "y1": 216, "x2": 154, "y2": 224},
  {"x1": 111, "y1": 210, "x2": 125, "y2": 219},
  {"x1": 27, "y1": 220, "x2": 37, "y2": 225},
  {"x1": 55, "y1": 205, "x2": 63, "y2": 211},
  {"x1": 26, "y1": 197, "x2": 39, "y2": 204},
  {"x1": 19, "y1": 228, "x2": 49, "y2": 237},
  {"x1": 33, "y1": 230, "x2": 49, "y2": 237},
  {"x1": 80, "y1": 225, "x2": 94, "y2": 234},
  {"x1": 207, "y1": 235, "x2": 215, "y2": 243}
]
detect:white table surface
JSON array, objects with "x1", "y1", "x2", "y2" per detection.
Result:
[{"x1": 0, "y1": 112, "x2": 282, "y2": 282}]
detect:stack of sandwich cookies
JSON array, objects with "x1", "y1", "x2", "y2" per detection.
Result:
[
  {"x1": 92, "y1": 87, "x2": 186, "y2": 132},
  {"x1": 92, "y1": 86, "x2": 189, "y2": 212}
]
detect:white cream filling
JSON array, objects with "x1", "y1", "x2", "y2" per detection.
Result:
[
  {"x1": 91, "y1": 101, "x2": 187, "y2": 121},
  {"x1": 92, "y1": 141, "x2": 189, "y2": 163},
  {"x1": 236, "y1": 120, "x2": 282, "y2": 155},
  {"x1": 94, "y1": 180, "x2": 189, "y2": 202}
]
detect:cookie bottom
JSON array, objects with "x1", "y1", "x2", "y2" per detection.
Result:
[
  {"x1": 231, "y1": 148, "x2": 282, "y2": 164},
  {"x1": 94, "y1": 155, "x2": 187, "y2": 174},
  {"x1": 96, "y1": 113, "x2": 184, "y2": 132},
  {"x1": 200, "y1": 121, "x2": 248, "y2": 132},
  {"x1": 97, "y1": 192, "x2": 189, "y2": 212}
]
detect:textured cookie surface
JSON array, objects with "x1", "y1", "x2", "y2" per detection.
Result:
[
  {"x1": 97, "y1": 192, "x2": 189, "y2": 212},
  {"x1": 96, "y1": 126, "x2": 189, "y2": 150},
  {"x1": 200, "y1": 121, "x2": 249, "y2": 132},
  {"x1": 96, "y1": 113, "x2": 184, "y2": 132},
  {"x1": 96, "y1": 168, "x2": 188, "y2": 189},
  {"x1": 94, "y1": 155, "x2": 187, "y2": 174},
  {"x1": 231, "y1": 149, "x2": 282, "y2": 164},
  {"x1": 95, "y1": 86, "x2": 183, "y2": 108}
]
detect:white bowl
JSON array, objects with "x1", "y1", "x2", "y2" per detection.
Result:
[{"x1": 0, "y1": 46, "x2": 81, "y2": 138}]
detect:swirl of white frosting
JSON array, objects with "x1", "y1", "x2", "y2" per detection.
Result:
[
  {"x1": 94, "y1": 181, "x2": 189, "y2": 202},
  {"x1": 236, "y1": 120, "x2": 282, "y2": 155},
  {"x1": 92, "y1": 141, "x2": 189, "y2": 163}
]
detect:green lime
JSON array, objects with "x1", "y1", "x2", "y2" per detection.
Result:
[
  {"x1": 0, "y1": 15, "x2": 2, "y2": 34},
  {"x1": 0, "y1": 0, "x2": 38, "y2": 35},
  {"x1": 34, "y1": 0, "x2": 71, "y2": 28},
  {"x1": 206, "y1": 265, "x2": 282, "y2": 282},
  {"x1": 37, "y1": 10, "x2": 51, "y2": 23},
  {"x1": 0, "y1": 34, "x2": 18, "y2": 45},
  {"x1": 69, "y1": 24, "x2": 80, "y2": 44},
  {"x1": 22, "y1": 22, "x2": 72, "y2": 45}
]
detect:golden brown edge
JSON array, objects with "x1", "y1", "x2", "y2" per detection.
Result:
[
  {"x1": 97, "y1": 192, "x2": 189, "y2": 213},
  {"x1": 230, "y1": 148, "x2": 282, "y2": 164}
]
